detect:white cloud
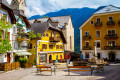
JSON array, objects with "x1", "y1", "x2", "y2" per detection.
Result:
[{"x1": 6, "y1": 0, "x2": 120, "y2": 18}]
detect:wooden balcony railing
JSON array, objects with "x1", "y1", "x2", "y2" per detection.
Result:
[
  {"x1": 83, "y1": 36, "x2": 91, "y2": 40},
  {"x1": 83, "y1": 46, "x2": 91, "y2": 50},
  {"x1": 107, "y1": 21, "x2": 115, "y2": 26},
  {"x1": 17, "y1": 37, "x2": 30, "y2": 42},
  {"x1": 94, "y1": 22, "x2": 102, "y2": 26},
  {"x1": 104, "y1": 34, "x2": 118, "y2": 39},
  {"x1": 104, "y1": 46, "x2": 120, "y2": 50},
  {"x1": 49, "y1": 37, "x2": 61, "y2": 42}
]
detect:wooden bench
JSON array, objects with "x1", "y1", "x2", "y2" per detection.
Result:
[
  {"x1": 93, "y1": 64, "x2": 104, "y2": 72},
  {"x1": 36, "y1": 65, "x2": 56, "y2": 75},
  {"x1": 67, "y1": 66, "x2": 93, "y2": 76}
]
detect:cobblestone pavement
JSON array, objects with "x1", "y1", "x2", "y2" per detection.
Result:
[{"x1": 0, "y1": 63, "x2": 120, "y2": 80}]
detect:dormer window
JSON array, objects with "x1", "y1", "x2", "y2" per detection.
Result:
[
  {"x1": 91, "y1": 21, "x2": 94, "y2": 25},
  {"x1": 97, "y1": 18, "x2": 101, "y2": 23},
  {"x1": 109, "y1": 17, "x2": 113, "y2": 21},
  {"x1": 85, "y1": 32, "x2": 89, "y2": 36}
]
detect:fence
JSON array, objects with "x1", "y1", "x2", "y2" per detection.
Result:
[
  {"x1": 25, "y1": 63, "x2": 33, "y2": 68},
  {"x1": 5, "y1": 62, "x2": 20, "y2": 71}
]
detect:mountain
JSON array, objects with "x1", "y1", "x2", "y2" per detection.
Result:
[{"x1": 28, "y1": 7, "x2": 96, "y2": 53}]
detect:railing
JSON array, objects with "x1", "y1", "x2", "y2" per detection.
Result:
[
  {"x1": 17, "y1": 37, "x2": 30, "y2": 42},
  {"x1": 104, "y1": 46, "x2": 120, "y2": 50},
  {"x1": 83, "y1": 36, "x2": 91, "y2": 39},
  {"x1": 83, "y1": 46, "x2": 91, "y2": 50},
  {"x1": 49, "y1": 37, "x2": 61, "y2": 42},
  {"x1": 107, "y1": 21, "x2": 115, "y2": 26},
  {"x1": 94, "y1": 22, "x2": 102, "y2": 26},
  {"x1": 104, "y1": 34, "x2": 118, "y2": 39}
]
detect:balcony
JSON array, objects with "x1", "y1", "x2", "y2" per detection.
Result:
[
  {"x1": 104, "y1": 34, "x2": 118, "y2": 39},
  {"x1": 94, "y1": 22, "x2": 102, "y2": 27},
  {"x1": 83, "y1": 36, "x2": 91, "y2": 40},
  {"x1": 104, "y1": 46, "x2": 120, "y2": 50},
  {"x1": 49, "y1": 37, "x2": 61, "y2": 42},
  {"x1": 83, "y1": 46, "x2": 91, "y2": 50},
  {"x1": 17, "y1": 37, "x2": 30, "y2": 42},
  {"x1": 107, "y1": 21, "x2": 115, "y2": 26}
]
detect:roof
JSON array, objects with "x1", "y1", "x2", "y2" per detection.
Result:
[
  {"x1": 80, "y1": 5, "x2": 120, "y2": 29},
  {"x1": 0, "y1": 0, "x2": 11, "y2": 9},
  {"x1": 29, "y1": 15, "x2": 71, "y2": 27},
  {"x1": 31, "y1": 22, "x2": 66, "y2": 43},
  {"x1": 13, "y1": 10, "x2": 30, "y2": 28},
  {"x1": 94, "y1": 5, "x2": 120, "y2": 14},
  {"x1": 0, "y1": 0, "x2": 16, "y2": 24}
]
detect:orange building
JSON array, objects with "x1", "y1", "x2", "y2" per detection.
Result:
[{"x1": 79, "y1": 5, "x2": 120, "y2": 62}]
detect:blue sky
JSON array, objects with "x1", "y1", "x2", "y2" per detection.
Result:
[{"x1": 7, "y1": 0, "x2": 120, "y2": 18}]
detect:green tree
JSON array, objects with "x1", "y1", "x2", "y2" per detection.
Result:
[{"x1": 0, "y1": 16, "x2": 12, "y2": 54}]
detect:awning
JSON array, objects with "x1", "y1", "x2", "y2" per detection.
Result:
[{"x1": 14, "y1": 50, "x2": 32, "y2": 56}]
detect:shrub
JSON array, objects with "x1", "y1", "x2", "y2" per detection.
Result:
[{"x1": 19, "y1": 58, "x2": 28, "y2": 68}]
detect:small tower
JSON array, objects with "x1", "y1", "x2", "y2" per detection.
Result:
[{"x1": 10, "y1": 0, "x2": 26, "y2": 15}]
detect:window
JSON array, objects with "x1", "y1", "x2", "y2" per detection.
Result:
[
  {"x1": 0, "y1": 12, "x2": 2, "y2": 19},
  {"x1": 33, "y1": 46, "x2": 36, "y2": 49},
  {"x1": 43, "y1": 34, "x2": 45, "y2": 37},
  {"x1": 56, "y1": 45, "x2": 59, "y2": 49},
  {"x1": 85, "y1": 52, "x2": 89, "y2": 58},
  {"x1": 96, "y1": 31, "x2": 100, "y2": 37},
  {"x1": 49, "y1": 44, "x2": 53, "y2": 49},
  {"x1": 109, "y1": 17, "x2": 113, "y2": 21},
  {"x1": 108, "y1": 41, "x2": 115, "y2": 46},
  {"x1": 3, "y1": 14, "x2": 7, "y2": 22},
  {"x1": 85, "y1": 32, "x2": 89, "y2": 36},
  {"x1": 42, "y1": 44, "x2": 47, "y2": 49},
  {"x1": 91, "y1": 21, "x2": 94, "y2": 25},
  {"x1": 97, "y1": 18, "x2": 100, "y2": 22},
  {"x1": 46, "y1": 33, "x2": 48, "y2": 37},
  {"x1": 85, "y1": 42, "x2": 89, "y2": 47},
  {"x1": 54, "y1": 32, "x2": 56, "y2": 37},
  {"x1": 96, "y1": 42, "x2": 101, "y2": 48},
  {"x1": 97, "y1": 53, "x2": 101, "y2": 59},
  {"x1": 60, "y1": 45, "x2": 63, "y2": 49},
  {"x1": 108, "y1": 30, "x2": 115, "y2": 35}
]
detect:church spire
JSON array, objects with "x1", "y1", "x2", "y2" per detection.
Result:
[{"x1": 10, "y1": 0, "x2": 26, "y2": 15}]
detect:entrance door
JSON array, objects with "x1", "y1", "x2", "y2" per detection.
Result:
[
  {"x1": 49, "y1": 55, "x2": 52, "y2": 63},
  {"x1": 7, "y1": 53, "x2": 10, "y2": 63},
  {"x1": 109, "y1": 51, "x2": 115, "y2": 62}
]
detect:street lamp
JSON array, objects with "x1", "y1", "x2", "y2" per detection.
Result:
[{"x1": 36, "y1": 40, "x2": 40, "y2": 65}]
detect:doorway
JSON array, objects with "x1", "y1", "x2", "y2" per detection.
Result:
[
  {"x1": 109, "y1": 51, "x2": 116, "y2": 62},
  {"x1": 49, "y1": 55, "x2": 52, "y2": 63},
  {"x1": 7, "y1": 53, "x2": 11, "y2": 63}
]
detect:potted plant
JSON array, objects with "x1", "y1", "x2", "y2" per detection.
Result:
[{"x1": 19, "y1": 58, "x2": 28, "y2": 68}]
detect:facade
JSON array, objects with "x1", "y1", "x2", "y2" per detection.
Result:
[
  {"x1": 30, "y1": 19, "x2": 66, "y2": 64},
  {"x1": 80, "y1": 5, "x2": 120, "y2": 62},
  {"x1": 29, "y1": 16, "x2": 74, "y2": 59},
  {"x1": 0, "y1": 0, "x2": 16, "y2": 63},
  {"x1": 10, "y1": 0, "x2": 31, "y2": 62}
]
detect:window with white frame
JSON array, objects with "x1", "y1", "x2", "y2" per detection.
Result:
[
  {"x1": 85, "y1": 42, "x2": 89, "y2": 47},
  {"x1": 91, "y1": 21, "x2": 94, "y2": 25},
  {"x1": 108, "y1": 30, "x2": 115, "y2": 35},
  {"x1": 85, "y1": 32, "x2": 89, "y2": 36},
  {"x1": 109, "y1": 17, "x2": 113, "y2": 21},
  {"x1": 96, "y1": 41, "x2": 101, "y2": 48},
  {"x1": 96, "y1": 31, "x2": 100, "y2": 37},
  {"x1": 97, "y1": 18, "x2": 101, "y2": 22},
  {"x1": 108, "y1": 41, "x2": 116, "y2": 46}
]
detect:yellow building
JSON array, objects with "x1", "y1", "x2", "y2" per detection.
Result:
[
  {"x1": 30, "y1": 19, "x2": 66, "y2": 64},
  {"x1": 79, "y1": 5, "x2": 120, "y2": 62}
]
